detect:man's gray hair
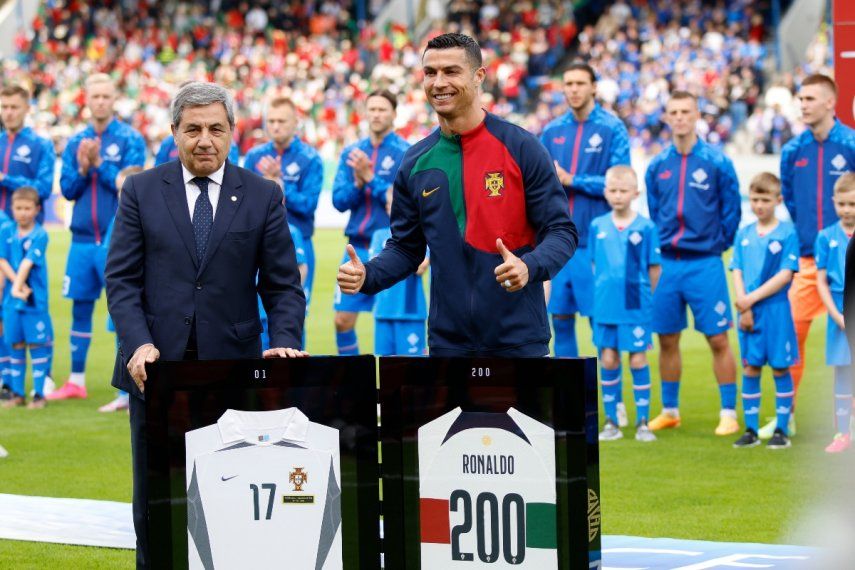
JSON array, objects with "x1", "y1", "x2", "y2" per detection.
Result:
[{"x1": 171, "y1": 82, "x2": 235, "y2": 129}]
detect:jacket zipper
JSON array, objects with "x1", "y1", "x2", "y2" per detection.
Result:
[
  {"x1": 91, "y1": 134, "x2": 102, "y2": 245},
  {"x1": 567, "y1": 121, "x2": 584, "y2": 215},
  {"x1": 817, "y1": 142, "x2": 824, "y2": 232},
  {"x1": 1, "y1": 133, "x2": 15, "y2": 212},
  {"x1": 671, "y1": 154, "x2": 688, "y2": 252}
]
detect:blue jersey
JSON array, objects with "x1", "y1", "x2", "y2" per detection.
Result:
[
  {"x1": 369, "y1": 227, "x2": 427, "y2": 320},
  {"x1": 645, "y1": 139, "x2": 741, "y2": 257},
  {"x1": 244, "y1": 139, "x2": 323, "y2": 239},
  {"x1": 730, "y1": 221, "x2": 800, "y2": 305},
  {"x1": 0, "y1": 223, "x2": 49, "y2": 312},
  {"x1": 540, "y1": 104, "x2": 631, "y2": 248},
  {"x1": 781, "y1": 120, "x2": 855, "y2": 256},
  {"x1": 332, "y1": 132, "x2": 409, "y2": 243},
  {"x1": 0, "y1": 127, "x2": 56, "y2": 221},
  {"x1": 60, "y1": 118, "x2": 146, "y2": 244},
  {"x1": 815, "y1": 222, "x2": 851, "y2": 294},
  {"x1": 154, "y1": 136, "x2": 239, "y2": 167},
  {"x1": 590, "y1": 213, "x2": 661, "y2": 325}
]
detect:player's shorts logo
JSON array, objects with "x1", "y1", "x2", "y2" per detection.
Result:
[
  {"x1": 485, "y1": 171, "x2": 504, "y2": 197},
  {"x1": 289, "y1": 467, "x2": 308, "y2": 492}
]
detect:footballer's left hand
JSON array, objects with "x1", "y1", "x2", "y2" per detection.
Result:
[
  {"x1": 263, "y1": 347, "x2": 309, "y2": 358},
  {"x1": 734, "y1": 294, "x2": 753, "y2": 313},
  {"x1": 494, "y1": 238, "x2": 529, "y2": 293}
]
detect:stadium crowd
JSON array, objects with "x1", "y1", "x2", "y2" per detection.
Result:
[{"x1": 0, "y1": 1, "x2": 850, "y2": 459}]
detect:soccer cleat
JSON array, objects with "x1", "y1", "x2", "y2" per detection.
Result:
[
  {"x1": 0, "y1": 385, "x2": 12, "y2": 401},
  {"x1": 648, "y1": 412, "x2": 681, "y2": 431},
  {"x1": 1, "y1": 395, "x2": 25, "y2": 409},
  {"x1": 45, "y1": 381, "x2": 88, "y2": 401},
  {"x1": 733, "y1": 428, "x2": 760, "y2": 448},
  {"x1": 616, "y1": 402, "x2": 629, "y2": 428},
  {"x1": 635, "y1": 421, "x2": 656, "y2": 442},
  {"x1": 598, "y1": 420, "x2": 623, "y2": 441},
  {"x1": 757, "y1": 417, "x2": 777, "y2": 440},
  {"x1": 99, "y1": 395, "x2": 130, "y2": 413},
  {"x1": 26, "y1": 395, "x2": 46, "y2": 410},
  {"x1": 766, "y1": 428, "x2": 791, "y2": 449},
  {"x1": 30, "y1": 377, "x2": 55, "y2": 399},
  {"x1": 825, "y1": 433, "x2": 851, "y2": 454},
  {"x1": 715, "y1": 413, "x2": 740, "y2": 436}
]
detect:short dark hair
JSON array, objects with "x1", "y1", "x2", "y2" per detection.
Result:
[
  {"x1": 423, "y1": 33, "x2": 482, "y2": 69},
  {"x1": 0, "y1": 85, "x2": 29, "y2": 99},
  {"x1": 801, "y1": 74, "x2": 837, "y2": 97},
  {"x1": 366, "y1": 89, "x2": 397, "y2": 110},
  {"x1": 563, "y1": 62, "x2": 596, "y2": 84}
]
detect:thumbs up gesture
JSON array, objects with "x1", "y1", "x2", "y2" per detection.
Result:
[
  {"x1": 494, "y1": 239, "x2": 529, "y2": 293},
  {"x1": 337, "y1": 244, "x2": 366, "y2": 294}
]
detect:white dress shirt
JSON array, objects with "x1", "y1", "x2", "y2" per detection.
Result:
[{"x1": 182, "y1": 161, "x2": 225, "y2": 221}]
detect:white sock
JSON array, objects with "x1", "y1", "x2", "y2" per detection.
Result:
[
  {"x1": 69, "y1": 372, "x2": 85, "y2": 387},
  {"x1": 720, "y1": 408, "x2": 737, "y2": 419},
  {"x1": 663, "y1": 407, "x2": 680, "y2": 418}
]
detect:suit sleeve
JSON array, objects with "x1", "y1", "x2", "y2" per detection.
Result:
[
  {"x1": 286, "y1": 153, "x2": 323, "y2": 217},
  {"x1": 257, "y1": 181, "x2": 306, "y2": 349},
  {"x1": 105, "y1": 176, "x2": 154, "y2": 356},
  {"x1": 718, "y1": 157, "x2": 741, "y2": 250},
  {"x1": 331, "y1": 150, "x2": 362, "y2": 212},
  {"x1": 518, "y1": 139, "x2": 578, "y2": 283},
  {"x1": 361, "y1": 166, "x2": 426, "y2": 294},
  {"x1": 572, "y1": 122, "x2": 631, "y2": 198},
  {"x1": 3, "y1": 138, "x2": 56, "y2": 203},
  {"x1": 60, "y1": 136, "x2": 89, "y2": 201},
  {"x1": 780, "y1": 144, "x2": 796, "y2": 223}
]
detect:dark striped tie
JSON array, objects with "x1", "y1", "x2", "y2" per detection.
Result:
[{"x1": 191, "y1": 176, "x2": 213, "y2": 262}]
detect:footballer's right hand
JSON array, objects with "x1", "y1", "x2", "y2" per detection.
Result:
[
  {"x1": 128, "y1": 343, "x2": 161, "y2": 392},
  {"x1": 337, "y1": 244, "x2": 366, "y2": 294},
  {"x1": 738, "y1": 309, "x2": 754, "y2": 333}
]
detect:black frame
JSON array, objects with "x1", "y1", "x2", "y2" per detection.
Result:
[
  {"x1": 379, "y1": 357, "x2": 600, "y2": 570},
  {"x1": 145, "y1": 355, "x2": 381, "y2": 570}
]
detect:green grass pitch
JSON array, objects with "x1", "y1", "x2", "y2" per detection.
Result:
[{"x1": 0, "y1": 228, "x2": 848, "y2": 567}]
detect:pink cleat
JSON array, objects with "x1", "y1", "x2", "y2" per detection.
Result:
[
  {"x1": 825, "y1": 433, "x2": 851, "y2": 454},
  {"x1": 45, "y1": 382, "x2": 88, "y2": 401}
]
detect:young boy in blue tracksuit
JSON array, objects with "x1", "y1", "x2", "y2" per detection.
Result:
[
  {"x1": 816, "y1": 173, "x2": 855, "y2": 453},
  {"x1": 590, "y1": 166, "x2": 660, "y2": 442},
  {"x1": 0, "y1": 188, "x2": 52, "y2": 408},
  {"x1": 731, "y1": 173, "x2": 799, "y2": 450}
]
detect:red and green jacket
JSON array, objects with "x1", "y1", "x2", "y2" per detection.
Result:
[{"x1": 362, "y1": 113, "x2": 577, "y2": 354}]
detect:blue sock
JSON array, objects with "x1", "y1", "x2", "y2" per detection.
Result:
[
  {"x1": 661, "y1": 379, "x2": 680, "y2": 410},
  {"x1": 336, "y1": 329, "x2": 358, "y2": 356},
  {"x1": 8, "y1": 347, "x2": 25, "y2": 397},
  {"x1": 613, "y1": 357, "x2": 624, "y2": 404},
  {"x1": 601, "y1": 366, "x2": 621, "y2": 424},
  {"x1": 30, "y1": 344, "x2": 51, "y2": 397},
  {"x1": 552, "y1": 316, "x2": 577, "y2": 357},
  {"x1": 631, "y1": 365, "x2": 651, "y2": 423},
  {"x1": 834, "y1": 366, "x2": 853, "y2": 434},
  {"x1": 741, "y1": 374, "x2": 761, "y2": 432},
  {"x1": 719, "y1": 382, "x2": 737, "y2": 411},
  {"x1": 70, "y1": 300, "x2": 95, "y2": 374},
  {"x1": 0, "y1": 337, "x2": 9, "y2": 389},
  {"x1": 774, "y1": 372, "x2": 794, "y2": 435}
]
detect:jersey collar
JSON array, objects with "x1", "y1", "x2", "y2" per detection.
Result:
[{"x1": 217, "y1": 408, "x2": 310, "y2": 445}]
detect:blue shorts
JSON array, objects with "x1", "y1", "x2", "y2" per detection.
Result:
[
  {"x1": 334, "y1": 245, "x2": 374, "y2": 313},
  {"x1": 64, "y1": 242, "x2": 105, "y2": 301},
  {"x1": 827, "y1": 292, "x2": 851, "y2": 366},
  {"x1": 3, "y1": 307, "x2": 52, "y2": 346},
  {"x1": 547, "y1": 246, "x2": 593, "y2": 317},
  {"x1": 375, "y1": 319, "x2": 426, "y2": 356},
  {"x1": 737, "y1": 300, "x2": 798, "y2": 369},
  {"x1": 652, "y1": 256, "x2": 732, "y2": 336},
  {"x1": 592, "y1": 322, "x2": 652, "y2": 352}
]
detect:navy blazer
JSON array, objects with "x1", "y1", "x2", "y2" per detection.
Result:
[{"x1": 105, "y1": 160, "x2": 306, "y2": 397}]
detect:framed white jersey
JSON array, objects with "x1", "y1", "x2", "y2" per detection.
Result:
[
  {"x1": 418, "y1": 407, "x2": 557, "y2": 568},
  {"x1": 184, "y1": 408, "x2": 342, "y2": 570}
]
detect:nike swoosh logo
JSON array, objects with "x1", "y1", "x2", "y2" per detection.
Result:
[
  {"x1": 221, "y1": 475, "x2": 238, "y2": 481},
  {"x1": 422, "y1": 187, "x2": 440, "y2": 197}
]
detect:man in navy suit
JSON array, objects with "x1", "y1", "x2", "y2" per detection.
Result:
[{"x1": 105, "y1": 82, "x2": 306, "y2": 569}]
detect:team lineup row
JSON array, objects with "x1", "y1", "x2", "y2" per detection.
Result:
[{"x1": 0, "y1": 54, "x2": 853, "y2": 455}]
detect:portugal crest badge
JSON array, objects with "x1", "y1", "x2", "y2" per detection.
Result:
[
  {"x1": 289, "y1": 467, "x2": 308, "y2": 492},
  {"x1": 485, "y1": 171, "x2": 504, "y2": 197}
]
